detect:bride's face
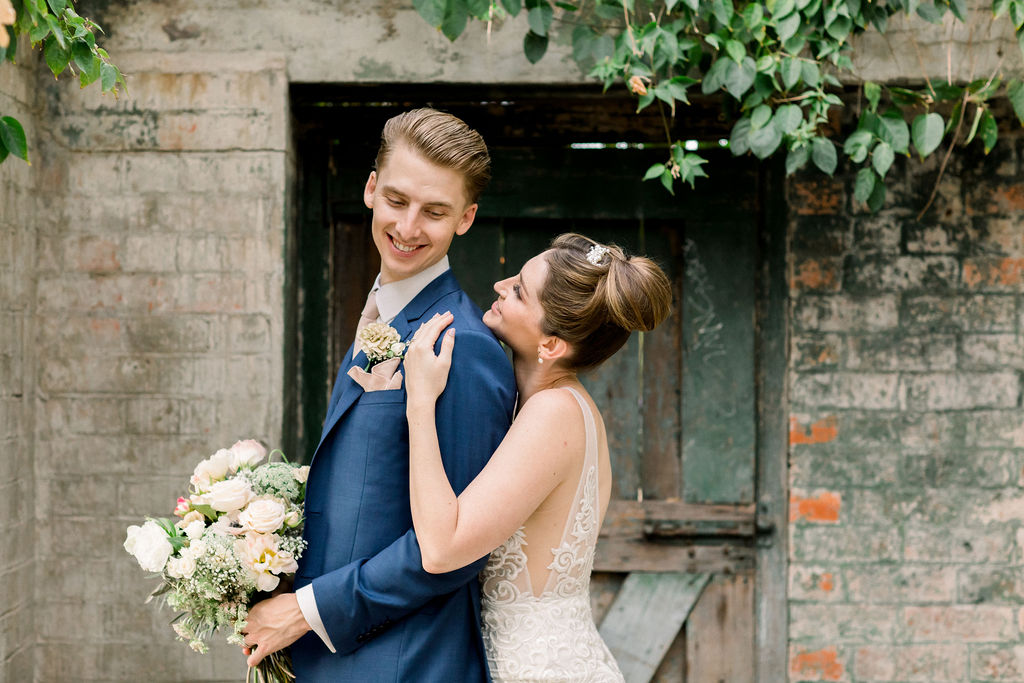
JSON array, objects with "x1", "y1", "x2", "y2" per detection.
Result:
[{"x1": 482, "y1": 253, "x2": 549, "y2": 355}]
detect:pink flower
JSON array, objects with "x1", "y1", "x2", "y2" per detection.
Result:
[{"x1": 173, "y1": 497, "x2": 191, "y2": 517}]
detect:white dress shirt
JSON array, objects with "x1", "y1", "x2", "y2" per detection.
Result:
[{"x1": 295, "y1": 256, "x2": 451, "y2": 652}]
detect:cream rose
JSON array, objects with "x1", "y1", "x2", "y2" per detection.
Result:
[
  {"x1": 175, "y1": 509, "x2": 204, "y2": 529},
  {"x1": 238, "y1": 498, "x2": 286, "y2": 534},
  {"x1": 191, "y1": 449, "x2": 233, "y2": 490},
  {"x1": 205, "y1": 478, "x2": 253, "y2": 513},
  {"x1": 292, "y1": 465, "x2": 310, "y2": 484},
  {"x1": 284, "y1": 508, "x2": 302, "y2": 528},
  {"x1": 229, "y1": 439, "x2": 266, "y2": 471},
  {"x1": 124, "y1": 521, "x2": 173, "y2": 573},
  {"x1": 183, "y1": 519, "x2": 206, "y2": 540},
  {"x1": 166, "y1": 554, "x2": 197, "y2": 579},
  {"x1": 357, "y1": 322, "x2": 402, "y2": 362}
]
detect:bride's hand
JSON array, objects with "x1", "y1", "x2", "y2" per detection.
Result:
[{"x1": 404, "y1": 312, "x2": 456, "y2": 408}]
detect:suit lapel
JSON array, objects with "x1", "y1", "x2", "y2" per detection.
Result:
[{"x1": 311, "y1": 269, "x2": 463, "y2": 458}]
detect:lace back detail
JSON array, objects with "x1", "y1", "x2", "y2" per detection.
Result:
[{"x1": 479, "y1": 388, "x2": 624, "y2": 682}]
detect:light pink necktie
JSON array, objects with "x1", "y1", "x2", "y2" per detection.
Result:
[{"x1": 353, "y1": 289, "x2": 379, "y2": 359}]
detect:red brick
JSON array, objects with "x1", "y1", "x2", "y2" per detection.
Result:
[
  {"x1": 790, "y1": 490, "x2": 842, "y2": 523},
  {"x1": 791, "y1": 257, "x2": 842, "y2": 292},
  {"x1": 790, "y1": 177, "x2": 845, "y2": 215},
  {"x1": 790, "y1": 646, "x2": 846, "y2": 681},
  {"x1": 854, "y1": 644, "x2": 965, "y2": 681},
  {"x1": 903, "y1": 605, "x2": 1016, "y2": 642},
  {"x1": 790, "y1": 415, "x2": 840, "y2": 445}
]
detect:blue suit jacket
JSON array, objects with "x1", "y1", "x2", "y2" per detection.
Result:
[{"x1": 292, "y1": 270, "x2": 517, "y2": 682}]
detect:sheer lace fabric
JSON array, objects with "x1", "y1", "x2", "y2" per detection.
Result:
[{"x1": 480, "y1": 388, "x2": 624, "y2": 683}]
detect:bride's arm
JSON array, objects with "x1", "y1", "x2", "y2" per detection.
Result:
[{"x1": 405, "y1": 314, "x2": 582, "y2": 574}]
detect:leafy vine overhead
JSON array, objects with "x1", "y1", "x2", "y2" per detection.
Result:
[
  {"x1": 0, "y1": 0, "x2": 123, "y2": 166},
  {"x1": 415, "y1": 0, "x2": 1024, "y2": 213}
]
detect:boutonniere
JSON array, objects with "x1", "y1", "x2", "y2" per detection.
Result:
[{"x1": 356, "y1": 322, "x2": 407, "y2": 371}]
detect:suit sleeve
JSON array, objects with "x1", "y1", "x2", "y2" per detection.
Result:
[{"x1": 308, "y1": 327, "x2": 515, "y2": 655}]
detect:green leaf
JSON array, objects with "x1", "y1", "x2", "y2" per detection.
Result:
[
  {"x1": 744, "y1": 2, "x2": 765, "y2": 28},
  {"x1": 100, "y1": 63, "x2": 118, "y2": 92},
  {"x1": 79, "y1": 54, "x2": 101, "y2": 87},
  {"x1": 44, "y1": 14, "x2": 66, "y2": 49},
  {"x1": 729, "y1": 117, "x2": 753, "y2": 155},
  {"x1": 879, "y1": 111, "x2": 910, "y2": 153},
  {"x1": 872, "y1": 141, "x2": 894, "y2": 176},
  {"x1": 965, "y1": 105, "x2": 983, "y2": 144},
  {"x1": 781, "y1": 57, "x2": 801, "y2": 90},
  {"x1": 644, "y1": 163, "x2": 667, "y2": 181},
  {"x1": 666, "y1": 76, "x2": 694, "y2": 102},
  {"x1": 194, "y1": 504, "x2": 218, "y2": 522},
  {"x1": 751, "y1": 104, "x2": 772, "y2": 129},
  {"x1": 467, "y1": 0, "x2": 492, "y2": 18},
  {"x1": 0, "y1": 117, "x2": 28, "y2": 162},
  {"x1": 755, "y1": 55, "x2": 775, "y2": 73},
  {"x1": 916, "y1": 1, "x2": 944, "y2": 23},
  {"x1": 826, "y1": 15, "x2": 852, "y2": 39},
  {"x1": 979, "y1": 109, "x2": 998, "y2": 153},
  {"x1": 801, "y1": 60, "x2": 820, "y2": 88},
  {"x1": 636, "y1": 91, "x2": 655, "y2": 112},
  {"x1": 843, "y1": 129, "x2": 872, "y2": 157},
  {"x1": 749, "y1": 121, "x2": 782, "y2": 158},
  {"x1": 853, "y1": 167, "x2": 876, "y2": 202},
  {"x1": 701, "y1": 56, "x2": 730, "y2": 94},
  {"x1": 441, "y1": 0, "x2": 469, "y2": 40},
  {"x1": 774, "y1": 103, "x2": 802, "y2": 133},
  {"x1": 1012, "y1": 1, "x2": 1024, "y2": 28},
  {"x1": 44, "y1": 36, "x2": 70, "y2": 76},
  {"x1": 786, "y1": 145, "x2": 809, "y2": 174},
  {"x1": 71, "y1": 39, "x2": 93, "y2": 72},
  {"x1": 678, "y1": 152, "x2": 709, "y2": 188},
  {"x1": 949, "y1": 0, "x2": 967, "y2": 20},
  {"x1": 775, "y1": 11, "x2": 800, "y2": 41},
  {"x1": 527, "y1": 4, "x2": 553, "y2": 36},
  {"x1": 811, "y1": 136, "x2": 837, "y2": 174},
  {"x1": 911, "y1": 111, "x2": 944, "y2": 158},
  {"x1": 0, "y1": 136, "x2": 8, "y2": 164},
  {"x1": 523, "y1": 30, "x2": 548, "y2": 63},
  {"x1": 413, "y1": 0, "x2": 446, "y2": 26},
  {"x1": 29, "y1": 20, "x2": 51, "y2": 43},
  {"x1": 724, "y1": 56, "x2": 757, "y2": 99},
  {"x1": 502, "y1": 0, "x2": 523, "y2": 13},
  {"x1": 774, "y1": 0, "x2": 797, "y2": 18},
  {"x1": 660, "y1": 168, "x2": 675, "y2": 194},
  {"x1": 864, "y1": 81, "x2": 881, "y2": 111},
  {"x1": 866, "y1": 177, "x2": 886, "y2": 212},
  {"x1": 712, "y1": 0, "x2": 735, "y2": 25},
  {"x1": 1008, "y1": 80, "x2": 1024, "y2": 125},
  {"x1": 725, "y1": 39, "x2": 745, "y2": 63}
]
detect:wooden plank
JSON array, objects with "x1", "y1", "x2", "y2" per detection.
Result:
[
  {"x1": 641, "y1": 222, "x2": 683, "y2": 500},
  {"x1": 595, "y1": 538, "x2": 755, "y2": 574},
  {"x1": 602, "y1": 500, "x2": 758, "y2": 536},
  {"x1": 651, "y1": 627, "x2": 686, "y2": 683},
  {"x1": 447, "y1": 220, "x2": 504, "y2": 312},
  {"x1": 681, "y1": 219, "x2": 757, "y2": 504},
  {"x1": 599, "y1": 572, "x2": 710, "y2": 683},
  {"x1": 754, "y1": 161, "x2": 790, "y2": 683},
  {"x1": 686, "y1": 573, "x2": 755, "y2": 683}
]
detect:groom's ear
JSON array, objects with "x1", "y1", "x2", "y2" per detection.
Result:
[
  {"x1": 454, "y1": 202, "x2": 478, "y2": 237},
  {"x1": 363, "y1": 171, "x2": 377, "y2": 209}
]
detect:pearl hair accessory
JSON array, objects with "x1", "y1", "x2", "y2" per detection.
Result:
[{"x1": 586, "y1": 244, "x2": 610, "y2": 266}]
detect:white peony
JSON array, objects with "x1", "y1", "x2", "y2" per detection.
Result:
[
  {"x1": 293, "y1": 466, "x2": 310, "y2": 484},
  {"x1": 236, "y1": 533, "x2": 298, "y2": 592},
  {"x1": 238, "y1": 499, "x2": 286, "y2": 534},
  {"x1": 205, "y1": 478, "x2": 254, "y2": 513},
  {"x1": 191, "y1": 449, "x2": 233, "y2": 490},
  {"x1": 229, "y1": 439, "x2": 266, "y2": 471},
  {"x1": 124, "y1": 521, "x2": 174, "y2": 573}
]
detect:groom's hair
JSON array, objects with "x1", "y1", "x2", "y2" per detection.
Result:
[{"x1": 375, "y1": 108, "x2": 491, "y2": 205}]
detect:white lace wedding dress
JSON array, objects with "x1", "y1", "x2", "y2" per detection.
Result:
[{"x1": 479, "y1": 387, "x2": 624, "y2": 683}]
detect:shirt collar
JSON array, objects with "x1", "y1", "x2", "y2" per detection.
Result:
[{"x1": 372, "y1": 256, "x2": 451, "y2": 324}]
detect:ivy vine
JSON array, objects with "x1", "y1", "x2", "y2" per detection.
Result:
[
  {"x1": 0, "y1": 0, "x2": 123, "y2": 166},
  {"x1": 415, "y1": 0, "x2": 1024, "y2": 213}
]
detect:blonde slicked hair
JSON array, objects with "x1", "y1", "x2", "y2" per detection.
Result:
[{"x1": 375, "y1": 108, "x2": 491, "y2": 205}]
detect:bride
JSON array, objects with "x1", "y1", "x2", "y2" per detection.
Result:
[{"x1": 403, "y1": 233, "x2": 671, "y2": 682}]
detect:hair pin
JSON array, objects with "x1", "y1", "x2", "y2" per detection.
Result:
[{"x1": 586, "y1": 244, "x2": 610, "y2": 266}]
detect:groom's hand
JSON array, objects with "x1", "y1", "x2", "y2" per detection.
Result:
[{"x1": 241, "y1": 593, "x2": 311, "y2": 667}]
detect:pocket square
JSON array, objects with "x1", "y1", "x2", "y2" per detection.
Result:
[{"x1": 347, "y1": 357, "x2": 403, "y2": 392}]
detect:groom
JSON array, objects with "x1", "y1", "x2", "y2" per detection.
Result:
[{"x1": 241, "y1": 109, "x2": 516, "y2": 681}]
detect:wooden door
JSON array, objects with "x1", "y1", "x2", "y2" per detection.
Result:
[{"x1": 288, "y1": 86, "x2": 788, "y2": 682}]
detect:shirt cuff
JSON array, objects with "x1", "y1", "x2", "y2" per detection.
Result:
[{"x1": 295, "y1": 583, "x2": 337, "y2": 653}]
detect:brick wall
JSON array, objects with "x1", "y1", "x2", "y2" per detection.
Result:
[
  {"x1": 787, "y1": 132, "x2": 1024, "y2": 681},
  {"x1": 0, "y1": 43, "x2": 37, "y2": 683},
  {"x1": 27, "y1": 52, "x2": 289, "y2": 681}
]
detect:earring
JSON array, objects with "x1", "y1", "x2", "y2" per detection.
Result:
[{"x1": 538, "y1": 355, "x2": 544, "y2": 364}]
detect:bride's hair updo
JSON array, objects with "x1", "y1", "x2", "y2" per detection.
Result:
[{"x1": 540, "y1": 233, "x2": 672, "y2": 372}]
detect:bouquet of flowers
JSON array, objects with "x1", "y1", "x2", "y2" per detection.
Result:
[{"x1": 123, "y1": 439, "x2": 309, "y2": 683}]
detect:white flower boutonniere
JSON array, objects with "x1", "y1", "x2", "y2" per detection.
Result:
[{"x1": 357, "y1": 322, "x2": 406, "y2": 370}]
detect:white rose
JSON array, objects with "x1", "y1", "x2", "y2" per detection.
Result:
[
  {"x1": 238, "y1": 499, "x2": 286, "y2": 534},
  {"x1": 191, "y1": 449, "x2": 233, "y2": 490},
  {"x1": 205, "y1": 478, "x2": 254, "y2": 513},
  {"x1": 166, "y1": 554, "x2": 197, "y2": 579},
  {"x1": 184, "y1": 519, "x2": 207, "y2": 540},
  {"x1": 284, "y1": 508, "x2": 302, "y2": 528},
  {"x1": 229, "y1": 440, "x2": 266, "y2": 471},
  {"x1": 124, "y1": 521, "x2": 173, "y2": 573},
  {"x1": 175, "y1": 510, "x2": 205, "y2": 529},
  {"x1": 292, "y1": 466, "x2": 310, "y2": 484}
]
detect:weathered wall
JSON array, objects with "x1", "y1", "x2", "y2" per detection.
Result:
[
  {"x1": 28, "y1": 45, "x2": 289, "y2": 683},
  {"x1": 2, "y1": 0, "x2": 1021, "y2": 681},
  {"x1": 787, "y1": 132, "x2": 1024, "y2": 681},
  {"x1": 0, "y1": 41, "x2": 37, "y2": 683}
]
